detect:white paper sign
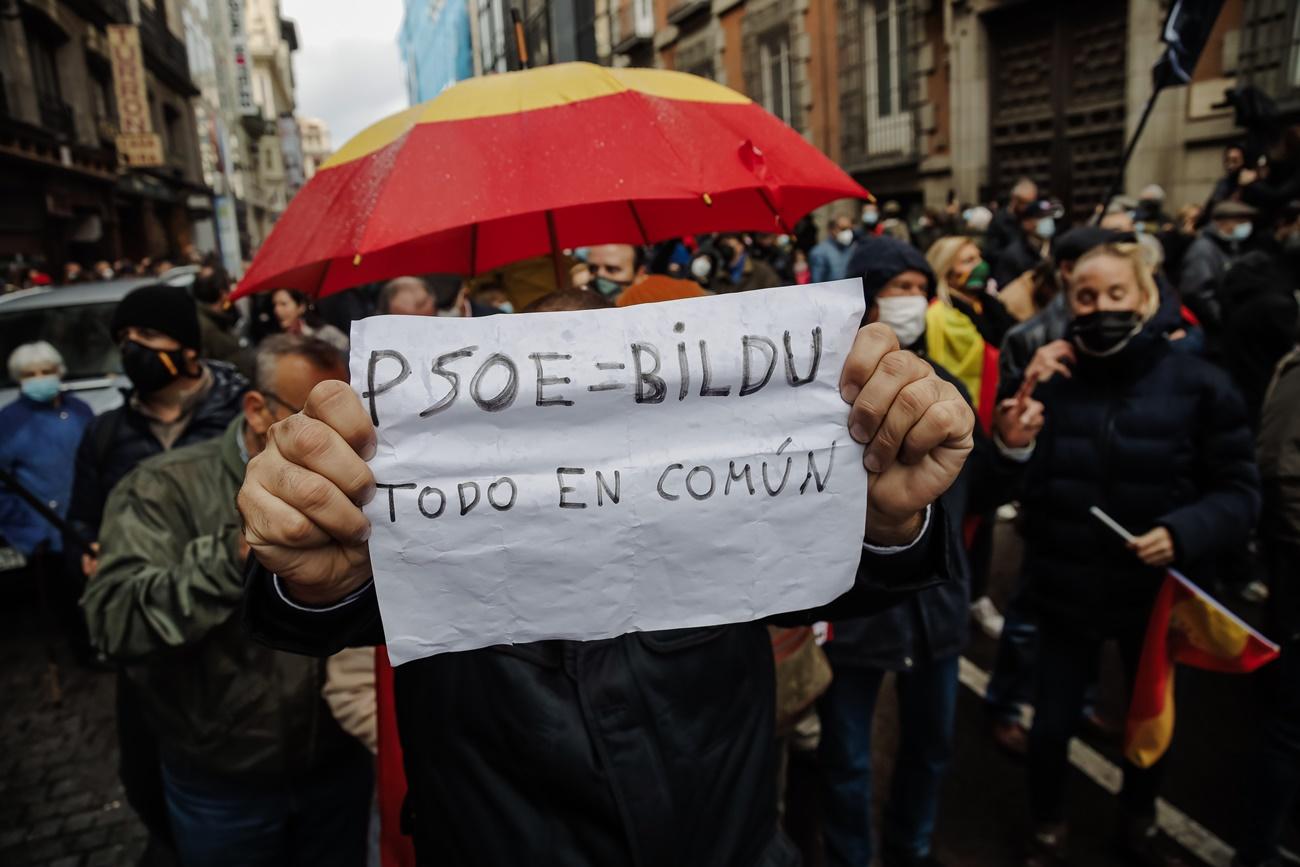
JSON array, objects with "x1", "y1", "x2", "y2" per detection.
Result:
[{"x1": 351, "y1": 279, "x2": 869, "y2": 664}]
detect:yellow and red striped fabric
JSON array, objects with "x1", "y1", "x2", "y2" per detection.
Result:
[
  {"x1": 234, "y1": 62, "x2": 867, "y2": 299},
  {"x1": 1125, "y1": 569, "x2": 1279, "y2": 768}
]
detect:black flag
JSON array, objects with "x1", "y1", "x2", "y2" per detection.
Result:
[{"x1": 1153, "y1": 0, "x2": 1228, "y2": 90}]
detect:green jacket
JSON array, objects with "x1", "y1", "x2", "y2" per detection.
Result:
[{"x1": 82, "y1": 417, "x2": 354, "y2": 780}]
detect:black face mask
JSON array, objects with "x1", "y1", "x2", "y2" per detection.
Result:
[
  {"x1": 1068, "y1": 310, "x2": 1143, "y2": 357},
  {"x1": 120, "y1": 340, "x2": 189, "y2": 394}
]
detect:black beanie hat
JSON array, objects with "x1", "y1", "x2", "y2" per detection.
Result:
[
  {"x1": 1051, "y1": 227, "x2": 1135, "y2": 265},
  {"x1": 845, "y1": 234, "x2": 936, "y2": 309},
  {"x1": 111, "y1": 284, "x2": 202, "y2": 350}
]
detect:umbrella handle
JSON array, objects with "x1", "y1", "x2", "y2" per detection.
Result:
[{"x1": 546, "y1": 211, "x2": 568, "y2": 292}]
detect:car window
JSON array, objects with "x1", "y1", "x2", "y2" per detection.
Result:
[{"x1": 0, "y1": 301, "x2": 120, "y2": 387}]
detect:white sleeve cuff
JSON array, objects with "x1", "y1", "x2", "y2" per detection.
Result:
[
  {"x1": 863, "y1": 504, "x2": 932, "y2": 554},
  {"x1": 995, "y1": 434, "x2": 1036, "y2": 463},
  {"x1": 274, "y1": 574, "x2": 374, "y2": 612}
]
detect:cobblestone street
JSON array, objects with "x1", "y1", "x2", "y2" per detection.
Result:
[{"x1": 0, "y1": 585, "x2": 145, "y2": 867}]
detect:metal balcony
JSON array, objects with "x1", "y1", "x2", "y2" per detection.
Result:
[
  {"x1": 138, "y1": 5, "x2": 199, "y2": 96},
  {"x1": 37, "y1": 94, "x2": 74, "y2": 139}
]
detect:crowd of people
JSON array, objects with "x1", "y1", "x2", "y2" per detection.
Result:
[{"x1": 2, "y1": 134, "x2": 1300, "y2": 867}]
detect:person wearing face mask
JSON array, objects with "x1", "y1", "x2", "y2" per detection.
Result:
[
  {"x1": 861, "y1": 202, "x2": 883, "y2": 237},
  {"x1": 0, "y1": 341, "x2": 94, "y2": 656},
  {"x1": 82, "y1": 335, "x2": 373, "y2": 867},
  {"x1": 992, "y1": 199, "x2": 1061, "y2": 290},
  {"x1": 810, "y1": 216, "x2": 859, "y2": 283},
  {"x1": 1179, "y1": 199, "x2": 1258, "y2": 340},
  {"x1": 818, "y1": 235, "x2": 1001, "y2": 867},
  {"x1": 708, "y1": 233, "x2": 782, "y2": 294},
  {"x1": 1217, "y1": 201, "x2": 1300, "y2": 428},
  {"x1": 585, "y1": 244, "x2": 648, "y2": 301},
  {"x1": 993, "y1": 243, "x2": 1259, "y2": 867},
  {"x1": 66, "y1": 283, "x2": 248, "y2": 863},
  {"x1": 925, "y1": 236, "x2": 1017, "y2": 431}
]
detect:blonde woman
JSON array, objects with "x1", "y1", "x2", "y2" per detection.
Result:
[
  {"x1": 993, "y1": 243, "x2": 1259, "y2": 866},
  {"x1": 924, "y1": 235, "x2": 1016, "y2": 431}
]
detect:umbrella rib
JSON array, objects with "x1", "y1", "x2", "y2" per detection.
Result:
[
  {"x1": 469, "y1": 222, "x2": 478, "y2": 277},
  {"x1": 756, "y1": 186, "x2": 792, "y2": 235},
  {"x1": 627, "y1": 201, "x2": 650, "y2": 245}
]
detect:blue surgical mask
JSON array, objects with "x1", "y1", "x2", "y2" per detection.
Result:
[
  {"x1": 496, "y1": 302, "x2": 515, "y2": 314},
  {"x1": 573, "y1": 247, "x2": 590, "y2": 262},
  {"x1": 1036, "y1": 217, "x2": 1056, "y2": 239},
  {"x1": 21, "y1": 374, "x2": 61, "y2": 403},
  {"x1": 1232, "y1": 222, "x2": 1253, "y2": 241}
]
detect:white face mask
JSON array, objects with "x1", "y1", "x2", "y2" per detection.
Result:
[
  {"x1": 690, "y1": 256, "x2": 713, "y2": 281},
  {"x1": 835, "y1": 229, "x2": 855, "y2": 247},
  {"x1": 875, "y1": 295, "x2": 929, "y2": 348}
]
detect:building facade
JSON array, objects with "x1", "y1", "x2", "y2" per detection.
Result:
[
  {"x1": 241, "y1": 0, "x2": 298, "y2": 253},
  {"x1": 0, "y1": 0, "x2": 209, "y2": 271},
  {"x1": 297, "y1": 114, "x2": 330, "y2": 179},
  {"x1": 400, "y1": 0, "x2": 475, "y2": 103}
]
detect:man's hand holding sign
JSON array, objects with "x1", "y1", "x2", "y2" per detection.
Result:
[{"x1": 238, "y1": 281, "x2": 973, "y2": 663}]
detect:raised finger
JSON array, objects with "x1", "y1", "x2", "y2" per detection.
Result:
[
  {"x1": 271, "y1": 414, "x2": 376, "y2": 505},
  {"x1": 303, "y1": 379, "x2": 376, "y2": 461},
  {"x1": 849, "y1": 350, "x2": 928, "y2": 446},
  {"x1": 839, "y1": 323, "x2": 900, "y2": 405}
]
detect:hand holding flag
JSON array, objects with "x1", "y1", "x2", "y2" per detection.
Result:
[{"x1": 1090, "y1": 507, "x2": 1279, "y2": 768}]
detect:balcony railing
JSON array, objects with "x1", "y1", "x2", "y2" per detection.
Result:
[
  {"x1": 138, "y1": 5, "x2": 196, "y2": 93},
  {"x1": 612, "y1": 0, "x2": 653, "y2": 53},
  {"x1": 37, "y1": 94, "x2": 75, "y2": 139}
]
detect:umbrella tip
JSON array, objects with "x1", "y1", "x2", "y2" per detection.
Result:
[
  {"x1": 702, "y1": 193, "x2": 713, "y2": 207},
  {"x1": 352, "y1": 253, "x2": 362, "y2": 266}
]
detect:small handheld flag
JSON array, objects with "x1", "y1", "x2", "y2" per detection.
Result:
[{"x1": 1090, "y1": 507, "x2": 1279, "y2": 768}]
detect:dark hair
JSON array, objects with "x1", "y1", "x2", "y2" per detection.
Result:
[
  {"x1": 424, "y1": 274, "x2": 464, "y2": 310},
  {"x1": 522, "y1": 288, "x2": 613, "y2": 313},
  {"x1": 378, "y1": 276, "x2": 432, "y2": 313},
  {"x1": 191, "y1": 269, "x2": 230, "y2": 304},
  {"x1": 272, "y1": 288, "x2": 328, "y2": 330}
]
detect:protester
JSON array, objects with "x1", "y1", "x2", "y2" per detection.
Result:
[
  {"x1": 1134, "y1": 185, "x2": 1171, "y2": 235},
  {"x1": 585, "y1": 243, "x2": 647, "y2": 301},
  {"x1": 1198, "y1": 144, "x2": 1247, "y2": 227},
  {"x1": 993, "y1": 242, "x2": 1259, "y2": 866},
  {"x1": 236, "y1": 288, "x2": 975, "y2": 865},
  {"x1": 1180, "y1": 200, "x2": 1258, "y2": 337},
  {"x1": 925, "y1": 235, "x2": 1015, "y2": 425},
  {"x1": 82, "y1": 335, "x2": 371, "y2": 867},
  {"x1": 818, "y1": 235, "x2": 993, "y2": 867},
  {"x1": 860, "y1": 201, "x2": 883, "y2": 236},
  {"x1": 377, "y1": 276, "x2": 436, "y2": 316},
  {"x1": 1235, "y1": 345, "x2": 1300, "y2": 866},
  {"x1": 191, "y1": 269, "x2": 250, "y2": 378},
  {"x1": 0, "y1": 342, "x2": 94, "y2": 657},
  {"x1": 751, "y1": 233, "x2": 795, "y2": 283},
  {"x1": 985, "y1": 177, "x2": 1039, "y2": 265},
  {"x1": 271, "y1": 288, "x2": 350, "y2": 351},
  {"x1": 472, "y1": 283, "x2": 515, "y2": 313},
  {"x1": 991, "y1": 200, "x2": 1059, "y2": 289},
  {"x1": 1218, "y1": 204, "x2": 1300, "y2": 426},
  {"x1": 810, "y1": 215, "x2": 858, "y2": 283},
  {"x1": 67, "y1": 283, "x2": 248, "y2": 862},
  {"x1": 879, "y1": 201, "x2": 913, "y2": 245},
  {"x1": 710, "y1": 233, "x2": 782, "y2": 293}
]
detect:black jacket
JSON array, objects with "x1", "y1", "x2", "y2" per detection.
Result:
[
  {"x1": 1220, "y1": 247, "x2": 1300, "y2": 427},
  {"x1": 1012, "y1": 305, "x2": 1260, "y2": 635},
  {"x1": 825, "y1": 364, "x2": 1009, "y2": 671},
  {"x1": 246, "y1": 519, "x2": 956, "y2": 867},
  {"x1": 68, "y1": 361, "x2": 248, "y2": 536}
]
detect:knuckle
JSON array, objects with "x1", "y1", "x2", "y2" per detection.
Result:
[
  {"x1": 877, "y1": 351, "x2": 915, "y2": 379},
  {"x1": 896, "y1": 382, "x2": 931, "y2": 418},
  {"x1": 862, "y1": 322, "x2": 900, "y2": 352},
  {"x1": 280, "y1": 513, "x2": 318, "y2": 546}
]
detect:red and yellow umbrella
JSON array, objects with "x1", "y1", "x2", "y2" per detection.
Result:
[{"x1": 233, "y1": 62, "x2": 867, "y2": 299}]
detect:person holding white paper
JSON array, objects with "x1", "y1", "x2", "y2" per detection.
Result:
[{"x1": 236, "y1": 289, "x2": 975, "y2": 867}]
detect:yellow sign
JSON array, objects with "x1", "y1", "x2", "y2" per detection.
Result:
[
  {"x1": 107, "y1": 25, "x2": 163, "y2": 166},
  {"x1": 117, "y1": 132, "x2": 166, "y2": 167}
]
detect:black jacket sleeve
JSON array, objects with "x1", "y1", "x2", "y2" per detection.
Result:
[{"x1": 244, "y1": 559, "x2": 385, "y2": 656}]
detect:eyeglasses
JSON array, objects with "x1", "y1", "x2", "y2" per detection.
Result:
[{"x1": 261, "y1": 391, "x2": 303, "y2": 415}]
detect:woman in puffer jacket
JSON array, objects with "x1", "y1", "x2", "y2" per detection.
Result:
[{"x1": 994, "y1": 243, "x2": 1260, "y2": 867}]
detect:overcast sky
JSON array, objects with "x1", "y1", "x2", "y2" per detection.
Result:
[{"x1": 282, "y1": 0, "x2": 408, "y2": 149}]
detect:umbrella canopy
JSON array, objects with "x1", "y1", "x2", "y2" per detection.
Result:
[{"x1": 233, "y1": 62, "x2": 868, "y2": 299}]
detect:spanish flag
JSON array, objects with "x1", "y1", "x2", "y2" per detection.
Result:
[{"x1": 1125, "y1": 568, "x2": 1279, "y2": 768}]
